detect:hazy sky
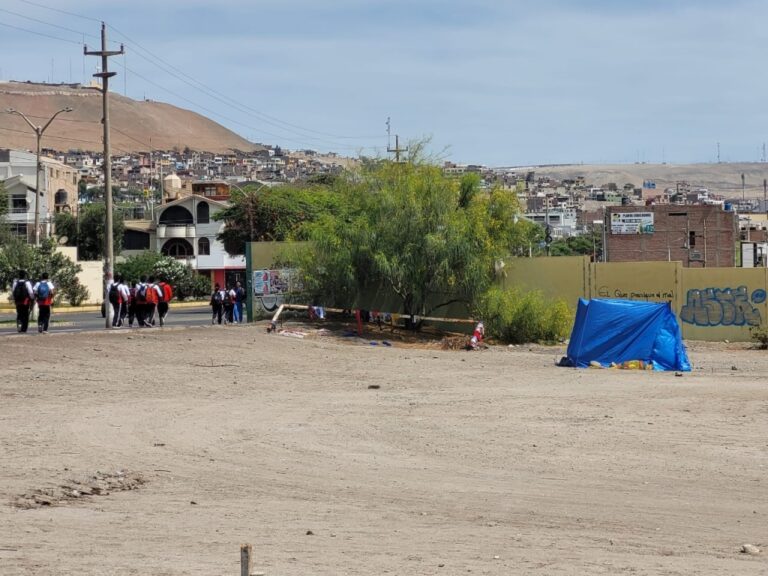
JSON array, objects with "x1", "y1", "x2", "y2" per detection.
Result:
[{"x1": 2, "y1": 0, "x2": 767, "y2": 166}]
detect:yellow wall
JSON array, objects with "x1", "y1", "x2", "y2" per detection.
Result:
[{"x1": 505, "y1": 257, "x2": 768, "y2": 342}]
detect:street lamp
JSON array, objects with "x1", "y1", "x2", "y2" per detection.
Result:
[{"x1": 6, "y1": 106, "x2": 73, "y2": 246}]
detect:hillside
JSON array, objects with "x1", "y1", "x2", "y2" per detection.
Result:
[
  {"x1": 514, "y1": 162, "x2": 768, "y2": 200},
  {"x1": 0, "y1": 81, "x2": 264, "y2": 155}
]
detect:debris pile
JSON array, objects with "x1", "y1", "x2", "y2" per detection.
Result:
[{"x1": 14, "y1": 470, "x2": 145, "y2": 509}]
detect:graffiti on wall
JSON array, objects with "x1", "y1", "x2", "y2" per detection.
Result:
[
  {"x1": 252, "y1": 268, "x2": 301, "y2": 314},
  {"x1": 597, "y1": 286, "x2": 674, "y2": 301},
  {"x1": 680, "y1": 286, "x2": 766, "y2": 327}
]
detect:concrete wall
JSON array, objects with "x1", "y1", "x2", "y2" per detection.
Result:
[{"x1": 505, "y1": 257, "x2": 768, "y2": 342}]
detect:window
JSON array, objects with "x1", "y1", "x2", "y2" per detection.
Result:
[
  {"x1": 689, "y1": 231, "x2": 696, "y2": 248},
  {"x1": 11, "y1": 194, "x2": 27, "y2": 213},
  {"x1": 196, "y1": 201, "x2": 210, "y2": 224},
  {"x1": 161, "y1": 238, "x2": 194, "y2": 259},
  {"x1": 159, "y1": 205, "x2": 193, "y2": 225},
  {"x1": 198, "y1": 237, "x2": 210, "y2": 255}
]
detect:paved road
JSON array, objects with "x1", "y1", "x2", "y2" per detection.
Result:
[{"x1": 0, "y1": 305, "x2": 229, "y2": 336}]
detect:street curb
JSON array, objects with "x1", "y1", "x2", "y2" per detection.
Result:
[{"x1": 0, "y1": 300, "x2": 208, "y2": 315}]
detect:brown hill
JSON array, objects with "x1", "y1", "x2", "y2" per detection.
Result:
[
  {"x1": 0, "y1": 81, "x2": 264, "y2": 155},
  {"x1": 515, "y1": 162, "x2": 768, "y2": 200}
]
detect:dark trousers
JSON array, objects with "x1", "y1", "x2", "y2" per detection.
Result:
[
  {"x1": 145, "y1": 303, "x2": 157, "y2": 326},
  {"x1": 135, "y1": 303, "x2": 147, "y2": 326},
  {"x1": 128, "y1": 302, "x2": 136, "y2": 326},
  {"x1": 157, "y1": 302, "x2": 169, "y2": 326},
  {"x1": 211, "y1": 303, "x2": 223, "y2": 324},
  {"x1": 16, "y1": 303, "x2": 31, "y2": 333},
  {"x1": 38, "y1": 305, "x2": 52, "y2": 332},
  {"x1": 111, "y1": 300, "x2": 123, "y2": 326}
]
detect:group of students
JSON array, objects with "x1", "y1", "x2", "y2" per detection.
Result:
[
  {"x1": 108, "y1": 275, "x2": 174, "y2": 328},
  {"x1": 210, "y1": 281, "x2": 246, "y2": 325},
  {"x1": 11, "y1": 270, "x2": 56, "y2": 334}
]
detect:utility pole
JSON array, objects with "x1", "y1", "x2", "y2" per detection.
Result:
[
  {"x1": 85, "y1": 22, "x2": 124, "y2": 329},
  {"x1": 387, "y1": 134, "x2": 408, "y2": 163},
  {"x1": 5, "y1": 106, "x2": 72, "y2": 246},
  {"x1": 741, "y1": 173, "x2": 745, "y2": 202}
]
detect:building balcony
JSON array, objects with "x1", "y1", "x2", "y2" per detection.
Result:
[{"x1": 157, "y1": 224, "x2": 196, "y2": 238}]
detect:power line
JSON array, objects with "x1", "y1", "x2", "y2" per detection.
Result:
[
  {"x1": 0, "y1": 21, "x2": 83, "y2": 45},
  {"x1": 15, "y1": 0, "x2": 101, "y2": 23},
  {"x1": 108, "y1": 23, "x2": 380, "y2": 142},
  {"x1": 0, "y1": 7, "x2": 98, "y2": 39}
]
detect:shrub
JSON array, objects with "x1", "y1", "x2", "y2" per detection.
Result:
[
  {"x1": 750, "y1": 325, "x2": 768, "y2": 349},
  {"x1": 116, "y1": 252, "x2": 211, "y2": 300},
  {"x1": 476, "y1": 286, "x2": 572, "y2": 344}
]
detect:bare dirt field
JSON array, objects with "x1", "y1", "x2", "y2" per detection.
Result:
[{"x1": 1, "y1": 322, "x2": 766, "y2": 575}]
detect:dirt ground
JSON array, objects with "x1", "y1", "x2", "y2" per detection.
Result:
[{"x1": 0, "y1": 321, "x2": 766, "y2": 576}]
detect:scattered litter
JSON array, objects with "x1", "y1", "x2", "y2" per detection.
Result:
[
  {"x1": 741, "y1": 544, "x2": 760, "y2": 555},
  {"x1": 278, "y1": 329, "x2": 307, "y2": 339},
  {"x1": 368, "y1": 384, "x2": 381, "y2": 390},
  {"x1": 731, "y1": 365, "x2": 738, "y2": 371},
  {"x1": 675, "y1": 372, "x2": 683, "y2": 377},
  {"x1": 306, "y1": 530, "x2": 314, "y2": 536}
]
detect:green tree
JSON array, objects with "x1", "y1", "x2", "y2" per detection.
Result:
[
  {"x1": 215, "y1": 183, "x2": 342, "y2": 255},
  {"x1": 291, "y1": 159, "x2": 532, "y2": 325},
  {"x1": 53, "y1": 212, "x2": 78, "y2": 246},
  {"x1": 76, "y1": 203, "x2": 125, "y2": 261},
  {"x1": 549, "y1": 230, "x2": 602, "y2": 258},
  {"x1": 0, "y1": 238, "x2": 89, "y2": 305}
]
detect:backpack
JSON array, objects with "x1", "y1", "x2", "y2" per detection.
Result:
[
  {"x1": 213, "y1": 290, "x2": 224, "y2": 305},
  {"x1": 159, "y1": 282, "x2": 173, "y2": 303},
  {"x1": 13, "y1": 280, "x2": 29, "y2": 304},
  {"x1": 37, "y1": 282, "x2": 51, "y2": 301},
  {"x1": 146, "y1": 284, "x2": 159, "y2": 304},
  {"x1": 108, "y1": 282, "x2": 119, "y2": 303},
  {"x1": 136, "y1": 284, "x2": 148, "y2": 303}
]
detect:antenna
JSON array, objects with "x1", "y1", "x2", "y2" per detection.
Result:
[
  {"x1": 386, "y1": 116, "x2": 391, "y2": 149},
  {"x1": 717, "y1": 142, "x2": 721, "y2": 163}
]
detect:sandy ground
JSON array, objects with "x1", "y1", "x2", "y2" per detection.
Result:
[{"x1": 0, "y1": 322, "x2": 766, "y2": 576}]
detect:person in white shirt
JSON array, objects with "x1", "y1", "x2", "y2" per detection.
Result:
[{"x1": 32, "y1": 273, "x2": 56, "y2": 333}]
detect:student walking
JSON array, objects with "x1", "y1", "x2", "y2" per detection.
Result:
[
  {"x1": 224, "y1": 284, "x2": 236, "y2": 324},
  {"x1": 156, "y1": 278, "x2": 173, "y2": 327},
  {"x1": 126, "y1": 280, "x2": 138, "y2": 327},
  {"x1": 232, "y1": 281, "x2": 245, "y2": 324},
  {"x1": 33, "y1": 273, "x2": 55, "y2": 333},
  {"x1": 210, "y1": 283, "x2": 225, "y2": 325},
  {"x1": 12, "y1": 270, "x2": 35, "y2": 333},
  {"x1": 145, "y1": 276, "x2": 162, "y2": 326},
  {"x1": 134, "y1": 276, "x2": 149, "y2": 327}
]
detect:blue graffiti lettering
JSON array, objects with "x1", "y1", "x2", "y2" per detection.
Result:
[{"x1": 680, "y1": 286, "x2": 762, "y2": 327}]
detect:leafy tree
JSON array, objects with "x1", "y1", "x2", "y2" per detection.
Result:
[
  {"x1": 53, "y1": 212, "x2": 78, "y2": 246},
  {"x1": 76, "y1": 203, "x2": 125, "y2": 261},
  {"x1": 215, "y1": 183, "x2": 342, "y2": 255},
  {"x1": 291, "y1": 159, "x2": 533, "y2": 326},
  {"x1": 549, "y1": 230, "x2": 602, "y2": 258},
  {"x1": 0, "y1": 238, "x2": 89, "y2": 305}
]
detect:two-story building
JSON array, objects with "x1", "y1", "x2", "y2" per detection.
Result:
[{"x1": 1, "y1": 148, "x2": 79, "y2": 240}]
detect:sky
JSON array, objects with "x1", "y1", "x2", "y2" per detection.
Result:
[{"x1": 1, "y1": 0, "x2": 768, "y2": 167}]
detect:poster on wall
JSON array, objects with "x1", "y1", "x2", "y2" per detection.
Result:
[
  {"x1": 611, "y1": 212, "x2": 654, "y2": 234},
  {"x1": 252, "y1": 269, "x2": 301, "y2": 315}
]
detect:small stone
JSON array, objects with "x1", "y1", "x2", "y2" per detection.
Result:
[
  {"x1": 306, "y1": 530, "x2": 314, "y2": 535},
  {"x1": 438, "y1": 564, "x2": 445, "y2": 568},
  {"x1": 731, "y1": 366, "x2": 738, "y2": 371},
  {"x1": 190, "y1": 500, "x2": 197, "y2": 505},
  {"x1": 741, "y1": 544, "x2": 760, "y2": 555},
  {"x1": 675, "y1": 372, "x2": 683, "y2": 377},
  {"x1": 368, "y1": 385, "x2": 380, "y2": 390}
]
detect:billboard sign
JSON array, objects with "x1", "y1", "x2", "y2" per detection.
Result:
[{"x1": 611, "y1": 212, "x2": 654, "y2": 234}]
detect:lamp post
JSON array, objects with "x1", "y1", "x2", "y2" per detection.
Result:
[{"x1": 5, "y1": 106, "x2": 73, "y2": 245}]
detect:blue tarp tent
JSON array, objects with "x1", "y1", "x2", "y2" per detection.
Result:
[{"x1": 566, "y1": 298, "x2": 691, "y2": 371}]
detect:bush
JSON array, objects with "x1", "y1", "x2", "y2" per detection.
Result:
[
  {"x1": 750, "y1": 325, "x2": 768, "y2": 349},
  {"x1": 476, "y1": 287, "x2": 572, "y2": 344}
]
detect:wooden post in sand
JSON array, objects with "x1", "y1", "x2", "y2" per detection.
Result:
[{"x1": 240, "y1": 544, "x2": 252, "y2": 576}]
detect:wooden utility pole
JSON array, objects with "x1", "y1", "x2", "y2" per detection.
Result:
[
  {"x1": 85, "y1": 23, "x2": 123, "y2": 329},
  {"x1": 387, "y1": 134, "x2": 408, "y2": 162}
]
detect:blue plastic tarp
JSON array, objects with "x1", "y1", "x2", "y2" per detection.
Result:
[{"x1": 566, "y1": 298, "x2": 691, "y2": 371}]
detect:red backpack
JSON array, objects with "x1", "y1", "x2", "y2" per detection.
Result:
[
  {"x1": 146, "y1": 284, "x2": 159, "y2": 305},
  {"x1": 159, "y1": 282, "x2": 173, "y2": 302}
]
